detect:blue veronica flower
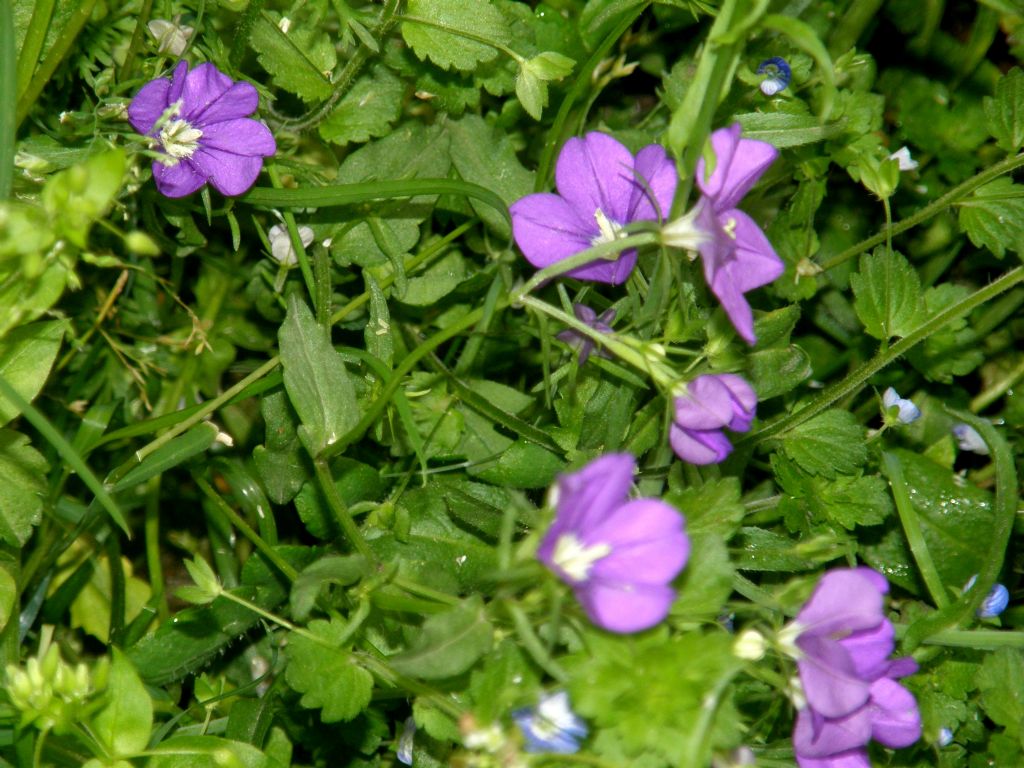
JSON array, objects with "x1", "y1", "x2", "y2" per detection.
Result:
[
  {"x1": 757, "y1": 57, "x2": 791, "y2": 96},
  {"x1": 512, "y1": 691, "x2": 588, "y2": 754},
  {"x1": 937, "y1": 727, "x2": 954, "y2": 747},
  {"x1": 396, "y1": 716, "x2": 416, "y2": 766},
  {"x1": 882, "y1": 387, "x2": 921, "y2": 425},
  {"x1": 964, "y1": 575, "x2": 1010, "y2": 618},
  {"x1": 952, "y1": 423, "x2": 989, "y2": 454}
]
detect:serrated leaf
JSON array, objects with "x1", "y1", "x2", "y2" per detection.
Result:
[
  {"x1": 978, "y1": 648, "x2": 1024, "y2": 733},
  {"x1": 514, "y1": 68, "x2": 546, "y2": 120},
  {"x1": 42, "y1": 150, "x2": 126, "y2": 248},
  {"x1": 779, "y1": 410, "x2": 867, "y2": 478},
  {"x1": 290, "y1": 555, "x2": 368, "y2": 621},
  {"x1": 279, "y1": 294, "x2": 359, "y2": 456},
  {"x1": 389, "y1": 596, "x2": 492, "y2": 679},
  {"x1": 93, "y1": 649, "x2": 153, "y2": 758},
  {"x1": 849, "y1": 248, "x2": 924, "y2": 340},
  {"x1": 319, "y1": 66, "x2": 404, "y2": 146},
  {"x1": 984, "y1": 67, "x2": 1024, "y2": 152},
  {"x1": 0, "y1": 429, "x2": 47, "y2": 546},
  {"x1": 250, "y1": 13, "x2": 334, "y2": 103},
  {"x1": 957, "y1": 177, "x2": 1024, "y2": 259},
  {"x1": 0, "y1": 319, "x2": 63, "y2": 428},
  {"x1": 285, "y1": 619, "x2": 374, "y2": 722},
  {"x1": 397, "y1": 251, "x2": 466, "y2": 306},
  {"x1": 402, "y1": 0, "x2": 510, "y2": 71}
]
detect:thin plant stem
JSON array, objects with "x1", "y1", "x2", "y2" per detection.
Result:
[{"x1": 314, "y1": 458, "x2": 376, "y2": 562}]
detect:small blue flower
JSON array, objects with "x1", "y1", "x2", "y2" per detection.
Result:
[
  {"x1": 757, "y1": 57, "x2": 791, "y2": 96},
  {"x1": 952, "y1": 423, "x2": 989, "y2": 454},
  {"x1": 937, "y1": 727, "x2": 954, "y2": 747},
  {"x1": 882, "y1": 387, "x2": 921, "y2": 425},
  {"x1": 396, "y1": 716, "x2": 416, "y2": 766},
  {"x1": 512, "y1": 691, "x2": 588, "y2": 754},
  {"x1": 964, "y1": 575, "x2": 1010, "y2": 618}
]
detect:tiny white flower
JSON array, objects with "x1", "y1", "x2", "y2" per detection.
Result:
[
  {"x1": 268, "y1": 224, "x2": 315, "y2": 266},
  {"x1": 889, "y1": 146, "x2": 918, "y2": 172},
  {"x1": 733, "y1": 629, "x2": 766, "y2": 661},
  {"x1": 147, "y1": 17, "x2": 194, "y2": 57}
]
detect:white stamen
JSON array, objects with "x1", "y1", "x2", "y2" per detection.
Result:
[
  {"x1": 591, "y1": 208, "x2": 623, "y2": 247},
  {"x1": 722, "y1": 216, "x2": 738, "y2": 240},
  {"x1": 158, "y1": 118, "x2": 202, "y2": 164},
  {"x1": 552, "y1": 533, "x2": 611, "y2": 582}
]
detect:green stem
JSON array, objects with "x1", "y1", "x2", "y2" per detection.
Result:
[
  {"x1": 819, "y1": 152, "x2": 1024, "y2": 272},
  {"x1": 0, "y1": 0, "x2": 15, "y2": 199},
  {"x1": 266, "y1": 164, "x2": 316, "y2": 303},
  {"x1": 195, "y1": 476, "x2": 299, "y2": 581},
  {"x1": 827, "y1": 0, "x2": 884, "y2": 56},
  {"x1": 115, "y1": 0, "x2": 154, "y2": 83},
  {"x1": 881, "y1": 452, "x2": 947, "y2": 609},
  {"x1": 15, "y1": 0, "x2": 55, "y2": 100},
  {"x1": 906, "y1": 626, "x2": 1024, "y2": 650},
  {"x1": 743, "y1": 267, "x2": 1024, "y2": 445},
  {"x1": 505, "y1": 601, "x2": 568, "y2": 682},
  {"x1": 314, "y1": 458, "x2": 376, "y2": 561},
  {"x1": 15, "y1": 0, "x2": 99, "y2": 128},
  {"x1": 971, "y1": 355, "x2": 1024, "y2": 412},
  {"x1": 513, "y1": 233, "x2": 659, "y2": 299}
]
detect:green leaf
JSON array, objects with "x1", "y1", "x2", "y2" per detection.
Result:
[
  {"x1": 363, "y1": 273, "x2": 393, "y2": 368},
  {"x1": 93, "y1": 649, "x2": 153, "y2": 759},
  {"x1": 284, "y1": 619, "x2": 374, "y2": 722},
  {"x1": 906, "y1": 283, "x2": 984, "y2": 383},
  {"x1": 666, "y1": 477, "x2": 744, "y2": 538},
  {"x1": 250, "y1": 12, "x2": 334, "y2": 103},
  {"x1": 402, "y1": 0, "x2": 510, "y2": 72},
  {"x1": 983, "y1": 67, "x2": 1024, "y2": 152},
  {"x1": 178, "y1": 557, "x2": 222, "y2": 605},
  {"x1": 473, "y1": 439, "x2": 564, "y2": 489},
  {"x1": 979, "y1": 648, "x2": 1024, "y2": 734},
  {"x1": 0, "y1": 564, "x2": 13, "y2": 634},
  {"x1": 252, "y1": 390, "x2": 307, "y2": 505},
  {"x1": 0, "y1": 428, "x2": 47, "y2": 546},
  {"x1": 735, "y1": 112, "x2": 845, "y2": 147},
  {"x1": 389, "y1": 596, "x2": 493, "y2": 679},
  {"x1": 41, "y1": 149, "x2": 125, "y2": 248},
  {"x1": 747, "y1": 345, "x2": 812, "y2": 400},
  {"x1": 957, "y1": 177, "x2": 1024, "y2": 259},
  {"x1": 779, "y1": 409, "x2": 867, "y2": 478},
  {"x1": 147, "y1": 735, "x2": 279, "y2": 768},
  {"x1": 0, "y1": 319, "x2": 62, "y2": 427},
  {"x1": 111, "y1": 422, "x2": 219, "y2": 493},
  {"x1": 514, "y1": 67, "x2": 546, "y2": 120},
  {"x1": 849, "y1": 248, "x2": 925, "y2": 340},
  {"x1": 397, "y1": 251, "x2": 466, "y2": 306},
  {"x1": 319, "y1": 66, "x2": 405, "y2": 146},
  {"x1": 290, "y1": 554, "x2": 368, "y2": 621},
  {"x1": 279, "y1": 294, "x2": 359, "y2": 456}
]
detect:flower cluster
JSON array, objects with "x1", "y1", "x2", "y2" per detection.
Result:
[
  {"x1": 129, "y1": 61, "x2": 276, "y2": 198},
  {"x1": 671, "y1": 374, "x2": 756, "y2": 464},
  {"x1": 784, "y1": 568, "x2": 921, "y2": 768},
  {"x1": 556, "y1": 304, "x2": 616, "y2": 364},
  {"x1": 537, "y1": 454, "x2": 689, "y2": 633}
]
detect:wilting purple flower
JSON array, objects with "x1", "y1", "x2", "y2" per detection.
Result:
[
  {"x1": 692, "y1": 124, "x2": 784, "y2": 344},
  {"x1": 952, "y1": 423, "x2": 989, "y2": 454},
  {"x1": 511, "y1": 133, "x2": 678, "y2": 284},
  {"x1": 757, "y1": 57, "x2": 792, "y2": 96},
  {"x1": 129, "y1": 61, "x2": 276, "y2": 198},
  {"x1": 512, "y1": 691, "x2": 588, "y2": 753},
  {"x1": 964, "y1": 575, "x2": 1010, "y2": 618},
  {"x1": 882, "y1": 387, "x2": 920, "y2": 425},
  {"x1": 556, "y1": 304, "x2": 616, "y2": 364},
  {"x1": 786, "y1": 568, "x2": 921, "y2": 768},
  {"x1": 537, "y1": 454, "x2": 688, "y2": 633},
  {"x1": 670, "y1": 374, "x2": 756, "y2": 465}
]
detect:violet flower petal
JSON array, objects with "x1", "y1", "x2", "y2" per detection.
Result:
[
  {"x1": 190, "y1": 147, "x2": 267, "y2": 197},
  {"x1": 669, "y1": 425, "x2": 733, "y2": 465},
  {"x1": 717, "y1": 373, "x2": 758, "y2": 431},
  {"x1": 152, "y1": 160, "x2": 207, "y2": 198},
  {"x1": 795, "y1": 569, "x2": 888, "y2": 639},
  {"x1": 840, "y1": 621, "x2": 895, "y2": 681},
  {"x1": 793, "y1": 704, "x2": 873, "y2": 759},
  {"x1": 797, "y1": 635, "x2": 872, "y2": 718},
  {"x1": 576, "y1": 580, "x2": 676, "y2": 633},
  {"x1": 511, "y1": 194, "x2": 598, "y2": 265},
  {"x1": 199, "y1": 119, "x2": 277, "y2": 156},
  {"x1": 167, "y1": 60, "x2": 188, "y2": 103},
  {"x1": 128, "y1": 78, "x2": 172, "y2": 134},
  {"x1": 191, "y1": 81, "x2": 260, "y2": 125},
  {"x1": 728, "y1": 209, "x2": 785, "y2": 292},
  {"x1": 542, "y1": 453, "x2": 635, "y2": 537},
  {"x1": 628, "y1": 144, "x2": 679, "y2": 221},
  {"x1": 586, "y1": 499, "x2": 688, "y2": 584},
  {"x1": 674, "y1": 376, "x2": 739, "y2": 430},
  {"x1": 796, "y1": 751, "x2": 871, "y2": 768},
  {"x1": 697, "y1": 124, "x2": 779, "y2": 210},
  {"x1": 555, "y1": 133, "x2": 637, "y2": 223},
  {"x1": 868, "y1": 677, "x2": 921, "y2": 748},
  {"x1": 179, "y1": 62, "x2": 235, "y2": 122}
]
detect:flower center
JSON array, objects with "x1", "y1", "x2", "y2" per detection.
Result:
[
  {"x1": 158, "y1": 118, "x2": 203, "y2": 164},
  {"x1": 722, "y1": 216, "x2": 738, "y2": 240},
  {"x1": 591, "y1": 208, "x2": 623, "y2": 247},
  {"x1": 552, "y1": 533, "x2": 611, "y2": 582}
]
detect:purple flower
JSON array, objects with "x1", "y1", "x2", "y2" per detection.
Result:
[
  {"x1": 537, "y1": 454, "x2": 689, "y2": 633},
  {"x1": 556, "y1": 304, "x2": 616, "y2": 365},
  {"x1": 512, "y1": 691, "x2": 588, "y2": 753},
  {"x1": 787, "y1": 568, "x2": 921, "y2": 768},
  {"x1": 511, "y1": 133, "x2": 678, "y2": 284},
  {"x1": 670, "y1": 374, "x2": 756, "y2": 465},
  {"x1": 693, "y1": 124, "x2": 785, "y2": 344},
  {"x1": 129, "y1": 61, "x2": 276, "y2": 198}
]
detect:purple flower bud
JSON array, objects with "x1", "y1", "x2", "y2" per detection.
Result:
[
  {"x1": 129, "y1": 61, "x2": 276, "y2": 197},
  {"x1": 555, "y1": 304, "x2": 616, "y2": 365},
  {"x1": 670, "y1": 374, "x2": 756, "y2": 465},
  {"x1": 537, "y1": 454, "x2": 689, "y2": 633}
]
